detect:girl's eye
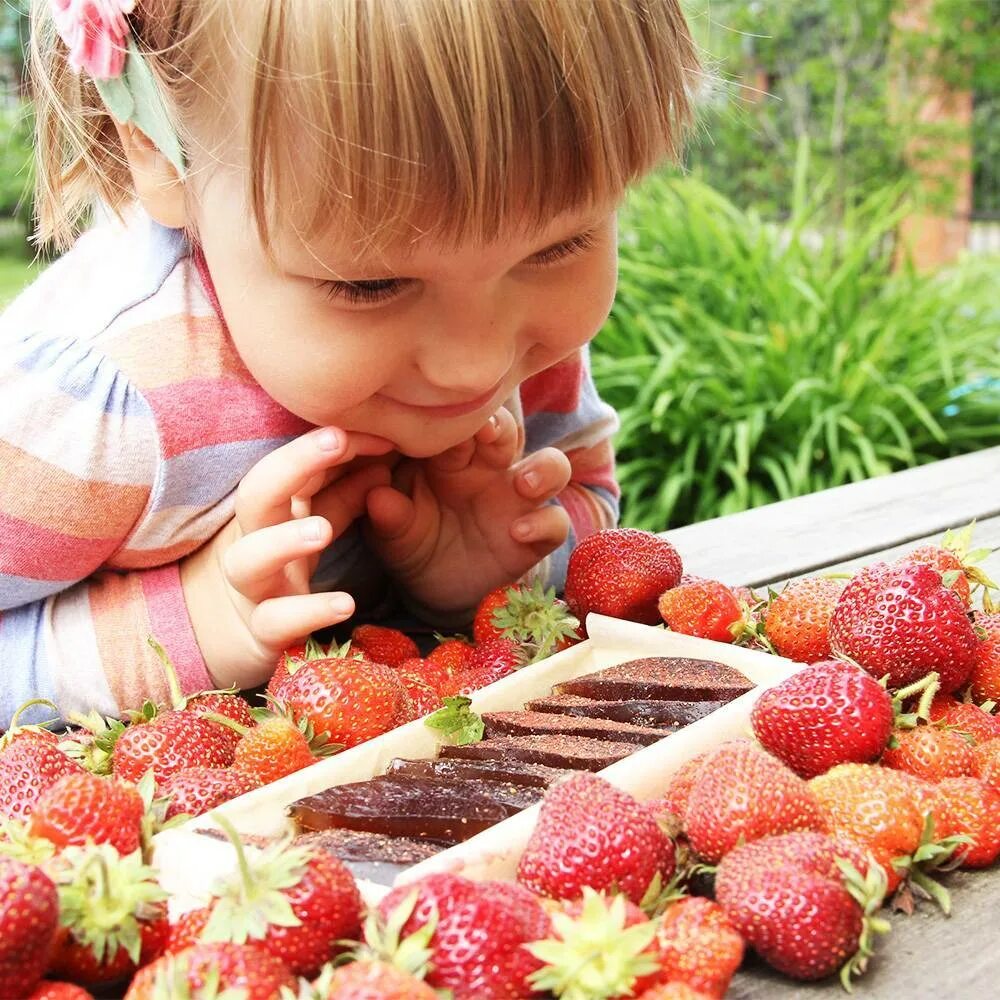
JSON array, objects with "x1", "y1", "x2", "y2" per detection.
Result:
[
  {"x1": 320, "y1": 277, "x2": 409, "y2": 305},
  {"x1": 530, "y1": 230, "x2": 599, "y2": 265}
]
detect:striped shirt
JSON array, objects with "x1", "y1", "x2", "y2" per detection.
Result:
[{"x1": 0, "y1": 212, "x2": 619, "y2": 728}]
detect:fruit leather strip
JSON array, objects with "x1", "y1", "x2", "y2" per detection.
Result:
[
  {"x1": 481, "y1": 710, "x2": 675, "y2": 746},
  {"x1": 438, "y1": 733, "x2": 638, "y2": 771},
  {"x1": 294, "y1": 827, "x2": 446, "y2": 886},
  {"x1": 387, "y1": 756, "x2": 572, "y2": 788},
  {"x1": 554, "y1": 656, "x2": 754, "y2": 702},
  {"x1": 289, "y1": 776, "x2": 531, "y2": 843},
  {"x1": 525, "y1": 693, "x2": 728, "y2": 728}
]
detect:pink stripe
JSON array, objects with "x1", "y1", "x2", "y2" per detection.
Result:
[
  {"x1": 573, "y1": 459, "x2": 619, "y2": 498},
  {"x1": 520, "y1": 355, "x2": 584, "y2": 416},
  {"x1": 559, "y1": 484, "x2": 599, "y2": 541},
  {"x1": 140, "y1": 565, "x2": 213, "y2": 694},
  {"x1": 0, "y1": 511, "x2": 117, "y2": 581},
  {"x1": 145, "y1": 379, "x2": 310, "y2": 458}
]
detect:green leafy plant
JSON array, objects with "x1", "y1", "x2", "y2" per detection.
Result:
[{"x1": 596, "y1": 156, "x2": 1000, "y2": 531}]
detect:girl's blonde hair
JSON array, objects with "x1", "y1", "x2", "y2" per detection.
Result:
[{"x1": 31, "y1": 0, "x2": 700, "y2": 252}]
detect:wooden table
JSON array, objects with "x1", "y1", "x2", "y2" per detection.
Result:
[{"x1": 665, "y1": 444, "x2": 1000, "y2": 998}]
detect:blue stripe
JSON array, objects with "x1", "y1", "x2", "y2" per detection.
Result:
[
  {"x1": 0, "y1": 573, "x2": 73, "y2": 610},
  {"x1": 0, "y1": 601, "x2": 58, "y2": 730}
]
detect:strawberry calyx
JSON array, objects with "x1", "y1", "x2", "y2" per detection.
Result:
[
  {"x1": 835, "y1": 856, "x2": 891, "y2": 991},
  {"x1": 889, "y1": 813, "x2": 971, "y2": 916},
  {"x1": 350, "y1": 888, "x2": 436, "y2": 981},
  {"x1": 0, "y1": 818, "x2": 59, "y2": 867},
  {"x1": 203, "y1": 704, "x2": 340, "y2": 758},
  {"x1": 53, "y1": 842, "x2": 167, "y2": 965},
  {"x1": 490, "y1": 580, "x2": 580, "y2": 663},
  {"x1": 145, "y1": 952, "x2": 250, "y2": 1000},
  {"x1": 525, "y1": 888, "x2": 660, "y2": 1000},
  {"x1": 424, "y1": 696, "x2": 484, "y2": 745},
  {"x1": 60, "y1": 710, "x2": 129, "y2": 775},
  {"x1": 939, "y1": 523, "x2": 998, "y2": 595},
  {"x1": 283, "y1": 638, "x2": 361, "y2": 679},
  {"x1": 888, "y1": 672, "x2": 941, "y2": 742}
]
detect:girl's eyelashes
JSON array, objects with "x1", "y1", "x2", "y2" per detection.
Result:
[{"x1": 316, "y1": 228, "x2": 600, "y2": 305}]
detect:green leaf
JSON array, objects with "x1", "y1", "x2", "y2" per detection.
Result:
[{"x1": 424, "y1": 697, "x2": 484, "y2": 745}]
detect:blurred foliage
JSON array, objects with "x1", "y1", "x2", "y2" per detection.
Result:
[{"x1": 595, "y1": 150, "x2": 1000, "y2": 531}]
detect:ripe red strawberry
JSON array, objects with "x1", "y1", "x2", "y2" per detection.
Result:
[
  {"x1": 231, "y1": 715, "x2": 321, "y2": 786},
  {"x1": 310, "y1": 959, "x2": 438, "y2": 999},
  {"x1": 647, "y1": 752, "x2": 712, "y2": 827},
  {"x1": 112, "y1": 709, "x2": 235, "y2": 784},
  {"x1": 564, "y1": 528, "x2": 683, "y2": 627},
  {"x1": 189, "y1": 832, "x2": 362, "y2": 977},
  {"x1": 971, "y1": 737, "x2": 1000, "y2": 794},
  {"x1": 808, "y1": 763, "x2": 929, "y2": 893},
  {"x1": 457, "y1": 637, "x2": 526, "y2": 692},
  {"x1": 425, "y1": 638, "x2": 474, "y2": 695},
  {"x1": 880, "y1": 724, "x2": 977, "y2": 783},
  {"x1": 350, "y1": 624, "x2": 420, "y2": 667},
  {"x1": 657, "y1": 579, "x2": 743, "y2": 643},
  {"x1": 158, "y1": 766, "x2": 260, "y2": 819},
  {"x1": 927, "y1": 693, "x2": 1000, "y2": 743},
  {"x1": 26, "y1": 983, "x2": 96, "y2": 1000},
  {"x1": 277, "y1": 656, "x2": 412, "y2": 749},
  {"x1": 474, "y1": 584, "x2": 521, "y2": 644},
  {"x1": 763, "y1": 577, "x2": 844, "y2": 663},
  {"x1": 750, "y1": 660, "x2": 894, "y2": 778},
  {"x1": 970, "y1": 611, "x2": 1000, "y2": 702},
  {"x1": 473, "y1": 581, "x2": 580, "y2": 658},
  {"x1": 898, "y1": 544, "x2": 972, "y2": 605},
  {"x1": 0, "y1": 857, "x2": 60, "y2": 998},
  {"x1": 28, "y1": 771, "x2": 144, "y2": 855},
  {"x1": 395, "y1": 670, "x2": 443, "y2": 717},
  {"x1": 682, "y1": 742, "x2": 826, "y2": 863},
  {"x1": 124, "y1": 942, "x2": 296, "y2": 1000},
  {"x1": 267, "y1": 642, "x2": 308, "y2": 699},
  {"x1": 651, "y1": 897, "x2": 745, "y2": 999},
  {"x1": 828, "y1": 562, "x2": 977, "y2": 692},
  {"x1": 926, "y1": 776, "x2": 1000, "y2": 868},
  {"x1": 715, "y1": 832, "x2": 888, "y2": 984},
  {"x1": 376, "y1": 873, "x2": 549, "y2": 999},
  {"x1": 517, "y1": 772, "x2": 676, "y2": 904},
  {"x1": 181, "y1": 692, "x2": 255, "y2": 753},
  {"x1": 636, "y1": 985, "x2": 717, "y2": 1000},
  {"x1": 0, "y1": 738, "x2": 84, "y2": 822}
]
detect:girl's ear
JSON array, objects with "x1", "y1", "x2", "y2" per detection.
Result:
[{"x1": 113, "y1": 120, "x2": 187, "y2": 229}]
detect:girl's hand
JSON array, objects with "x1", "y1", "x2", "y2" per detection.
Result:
[
  {"x1": 365, "y1": 408, "x2": 572, "y2": 617},
  {"x1": 180, "y1": 426, "x2": 393, "y2": 688}
]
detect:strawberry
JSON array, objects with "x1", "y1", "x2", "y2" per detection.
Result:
[
  {"x1": 808, "y1": 763, "x2": 930, "y2": 894},
  {"x1": 636, "y1": 985, "x2": 717, "y2": 1000},
  {"x1": 517, "y1": 772, "x2": 676, "y2": 904},
  {"x1": 277, "y1": 656, "x2": 412, "y2": 749},
  {"x1": 124, "y1": 941, "x2": 296, "y2": 1000},
  {"x1": 651, "y1": 897, "x2": 745, "y2": 999},
  {"x1": 267, "y1": 641, "x2": 308, "y2": 699},
  {"x1": 231, "y1": 715, "x2": 323, "y2": 786},
  {"x1": 0, "y1": 699, "x2": 61, "y2": 752},
  {"x1": 750, "y1": 660, "x2": 894, "y2": 778},
  {"x1": 375, "y1": 873, "x2": 549, "y2": 999},
  {"x1": 762, "y1": 577, "x2": 844, "y2": 663},
  {"x1": 112, "y1": 709, "x2": 235, "y2": 785},
  {"x1": 828, "y1": 562, "x2": 978, "y2": 692},
  {"x1": 27, "y1": 771, "x2": 144, "y2": 855},
  {"x1": 26, "y1": 983, "x2": 96, "y2": 1000},
  {"x1": 682, "y1": 742, "x2": 826, "y2": 863},
  {"x1": 350, "y1": 624, "x2": 420, "y2": 667},
  {"x1": 564, "y1": 528, "x2": 683, "y2": 627},
  {"x1": 308, "y1": 959, "x2": 438, "y2": 999},
  {"x1": 0, "y1": 737, "x2": 84, "y2": 822},
  {"x1": 969, "y1": 611, "x2": 1000, "y2": 702},
  {"x1": 48, "y1": 844, "x2": 168, "y2": 985},
  {"x1": 880, "y1": 723, "x2": 977, "y2": 782},
  {"x1": 457, "y1": 637, "x2": 526, "y2": 692},
  {"x1": 657, "y1": 579, "x2": 743, "y2": 643},
  {"x1": 647, "y1": 752, "x2": 711, "y2": 827},
  {"x1": 191, "y1": 821, "x2": 362, "y2": 977},
  {"x1": 474, "y1": 584, "x2": 520, "y2": 644},
  {"x1": 158, "y1": 766, "x2": 260, "y2": 819},
  {"x1": 0, "y1": 856, "x2": 60, "y2": 999},
  {"x1": 927, "y1": 693, "x2": 1000, "y2": 743},
  {"x1": 527, "y1": 889, "x2": 663, "y2": 1000},
  {"x1": 971, "y1": 737, "x2": 1000, "y2": 794},
  {"x1": 425, "y1": 638, "x2": 474, "y2": 694},
  {"x1": 926, "y1": 776, "x2": 1000, "y2": 868},
  {"x1": 181, "y1": 692, "x2": 255, "y2": 753},
  {"x1": 896, "y1": 524, "x2": 997, "y2": 608},
  {"x1": 395, "y1": 670, "x2": 443, "y2": 717},
  {"x1": 715, "y1": 832, "x2": 888, "y2": 985},
  {"x1": 473, "y1": 581, "x2": 580, "y2": 658}
]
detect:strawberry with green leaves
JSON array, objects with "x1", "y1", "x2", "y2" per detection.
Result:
[
  {"x1": 895, "y1": 523, "x2": 998, "y2": 608},
  {"x1": 517, "y1": 772, "x2": 676, "y2": 905},
  {"x1": 564, "y1": 528, "x2": 683, "y2": 627},
  {"x1": 762, "y1": 577, "x2": 845, "y2": 663},
  {"x1": 880, "y1": 723, "x2": 978, "y2": 783},
  {"x1": 657, "y1": 579, "x2": 744, "y2": 643},
  {"x1": 158, "y1": 767, "x2": 260, "y2": 819},
  {"x1": 829, "y1": 562, "x2": 978, "y2": 692},
  {"x1": 750, "y1": 660, "x2": 895, "y2": 778},
  {"x1": 927, "y1": 692, "x2": 1000, "y2": 744},
  {"x1": 457, "y1": 637, "x2": 526, "y2": 692},
  {"x1": 926, "y1": 776, "x2": 1000, "y2": 868},
  {"x1": 970, "y1": 611, "x2": 1000, "y2": 702},
  {"x1": 0, "y1": 734, "x2": 84, "y2": 822},
  {"x1": 303, "y1": 959, "x2": 438, "y2": 999},
  {"x1": 350, "y1": 624, "x2": 420, "y2": 667},
  {"x1": 229, "y1": 713, "x2": 326, "y2": 787},
  {"x1": 473, "y1": 580, "x2": 580, "y2": 659},
  {"x1": 0, "y1": 856, "x2": 60, "y2": 999}
]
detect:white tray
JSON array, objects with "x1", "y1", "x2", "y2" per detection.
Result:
[{"x1": 153, "y1": 615, "x2": 800, "y2": 912}]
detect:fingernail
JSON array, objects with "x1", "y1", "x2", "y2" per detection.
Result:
[
  {"x1": 513, "y1": 520, "x2": 532, "y2": 540},
  {"x1": 522, "y1": 470, "x2": 540, "y2": 491},
  {"x1": 316, "y1": 428, "x2": 342, "y2": 451},
  {"x1": 300, "y1": 518, "x2": 324, "y2": 542},
  {"x1": 488, "y1": 415, "x2": 500, "y2": 433},
  {"x1": 329, "y1": 594, "x2": 353, "y2": 616}
]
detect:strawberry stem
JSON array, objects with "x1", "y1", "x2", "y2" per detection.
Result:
[
  {"x1": 147, "y1": 636, "x2": 185, "y2": 709},
  {"x1": 211, "y1": 812, "x2": 256, "y2": 906}
]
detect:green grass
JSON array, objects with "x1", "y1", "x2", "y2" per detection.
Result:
[{"x1": 0, "y1": 253, "x2": 37, "y2": 307}]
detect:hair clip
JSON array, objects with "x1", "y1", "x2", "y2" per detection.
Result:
[{"x1": 50, "y1": 0, "x2": 185, "y2": 175}]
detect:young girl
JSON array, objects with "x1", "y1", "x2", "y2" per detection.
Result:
[{"x1": 0, "y1": 0, "x2": 699, "y2": 728}]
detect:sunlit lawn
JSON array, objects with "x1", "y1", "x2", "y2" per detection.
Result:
[{"x1": 0, "y1": 253, "x2": 38, "y2": 307}]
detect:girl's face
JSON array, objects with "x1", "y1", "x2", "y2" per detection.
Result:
[{"x1": 193, "y1": 173, "x2": 619, "y2": 458}]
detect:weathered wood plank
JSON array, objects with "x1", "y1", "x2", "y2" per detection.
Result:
[{"x1": 664, "y1": 446, "x2": 1000, "y2": 588}]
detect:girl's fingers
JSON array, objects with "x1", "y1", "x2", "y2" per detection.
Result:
[
  {"x1": 427, "y1": 436, "x2": 478, "y2": 473},
  {"x1": 365, "y1": 484, "x2": 418, "y2": 541},
  {"x1": 235, "y1": 427, "x2": 393, "y2": 533},
  {"x1": 249, "y1": 591, "x2": 356, "y2": 653},
  {"x1": 472, "y1": 407, "x2": 521, "y2": 469},
  {"x1": 513, "y1": 448, "x2": 573, "y2": 502},
  {"x1": 510, "y1": 502, "x2": 571, "y2": 554},
  {"x1": 309, "y1": 463, "x2": 393, "y2": 531}
]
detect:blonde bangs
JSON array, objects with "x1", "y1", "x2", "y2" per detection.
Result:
[{"x1": 244, "y1": 0, "x2": 700, "y2": 253}]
